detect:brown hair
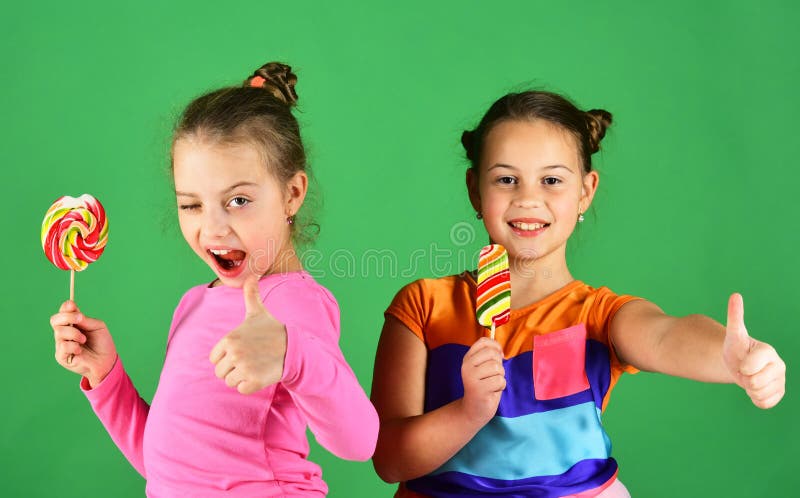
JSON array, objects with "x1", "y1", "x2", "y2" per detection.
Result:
[
  {"x1": 173, "y1": 62, "x2": 317, "y2": 244},
  {"x1": 461, "y1": 90, "x2": 612, "y2": 174}
]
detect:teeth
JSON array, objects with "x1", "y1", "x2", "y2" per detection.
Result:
[
  {"x1": 511, "y1": 222, "x2": 547, "y2": 231},
  {"x1": 210, "y1": 249, "x2": 231, "y2": 255}
]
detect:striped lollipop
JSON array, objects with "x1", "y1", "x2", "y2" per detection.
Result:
[
  {"x1": 41, "y1": 194, "x2": 108, "y2": 300},
  {"x1": 476, "y1": 244, "x2": 511, "y2": 339}
]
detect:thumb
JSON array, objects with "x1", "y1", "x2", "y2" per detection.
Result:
[
  {"x1": 242, "y1": 274, "x2": 265, "y2": 318},
  {"x1": 74, "y1": 312, "x2": 106, "y2": 332},
  {"x1": 725, "y1": 293, "x2": 750, "y2": 357},
  {"x1": 60, "y1": 300, "x2": 78, "y2": 313}
]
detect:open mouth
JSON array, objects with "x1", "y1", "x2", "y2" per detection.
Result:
[{"x1": 208, "y1": 248, "x2": 247, "y2": 273}]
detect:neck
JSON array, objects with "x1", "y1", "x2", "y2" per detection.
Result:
[
  {"x1": 268, "y1": 240, "x2": 304, "y2": 274},
  {"x1": 507, "y1": 247, "x2": 573, "y2": 309}
]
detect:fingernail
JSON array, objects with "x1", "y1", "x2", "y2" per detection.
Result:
[{"x1": 76, "y1": 313, "x2": 83, "y2": 321}]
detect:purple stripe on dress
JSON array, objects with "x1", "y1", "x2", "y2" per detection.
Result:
[
  {"x1": 424, "y1": 340, "x2": 612, "y2": 418},
  {"x1": 407, "y1": 458, "x2": 618, "y2": 498}
]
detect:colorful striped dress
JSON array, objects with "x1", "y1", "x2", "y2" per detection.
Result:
[{"x1": 385, "y1": 273, "x2": 640, "y2": 498}]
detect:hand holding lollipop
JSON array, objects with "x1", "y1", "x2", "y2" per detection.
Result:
[
  {"x1": 476, "y1": 244, "x2": 511, "y2": 339},
  {"x1": 42, "y1": 194, "x2": 108, "y2": 365}
]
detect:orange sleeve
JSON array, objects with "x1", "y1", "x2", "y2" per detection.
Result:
[
  {"x1": 591, "y1": 287, "x2": 643, "y2": 375},
  {"x1": 384, "y1": 279, "x2": 429, "y2": 344}
]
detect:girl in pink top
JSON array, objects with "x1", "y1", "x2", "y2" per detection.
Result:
[{"x1": 49, "y1": 62, "x2": 379, "y2": 497}]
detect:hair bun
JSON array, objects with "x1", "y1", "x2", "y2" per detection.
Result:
[
  {"x1": 461, "y1": 130, "x2": 477, "y2": 162},
  {"x1": 245, "y1": 62, "x2": 299, "y2": 106},
  {"x1": 585, "y1": 109, "x2": 612, "y2": 154}
]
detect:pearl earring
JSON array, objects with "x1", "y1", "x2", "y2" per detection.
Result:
[{"x1": 578, "y1": 213, "x2": 585, "y2": 223}]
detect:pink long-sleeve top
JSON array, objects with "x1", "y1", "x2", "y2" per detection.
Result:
[{"x1": 82, "y1": 271, "x2": 379, "y2": 497}]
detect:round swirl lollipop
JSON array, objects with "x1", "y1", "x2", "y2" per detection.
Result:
[{"x1": 42, "y1": 194, "x2": 108, "y2": 271}]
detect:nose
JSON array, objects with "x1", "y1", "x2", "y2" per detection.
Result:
[
  {"x1": 513, "y1": 183, "x2": 544, "y2": 209},
  {"x1": 201, "y1": 207, "x2": 231, "y2": 238}
]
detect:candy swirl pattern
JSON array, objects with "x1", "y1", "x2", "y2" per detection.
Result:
[
  {"x1": 476, "y1": 244, "x2": 511, "y2": 329},
  {"x1": 41, "y1": 194, "x2": 108, "y2": 271}
]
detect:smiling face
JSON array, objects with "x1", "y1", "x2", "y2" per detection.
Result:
[
  {"x1": 467, "y1": 119, "x2": 599, "y2": 271},
  {"x1": 173, "y1": 138, "x2": 307, "y2": 288}
]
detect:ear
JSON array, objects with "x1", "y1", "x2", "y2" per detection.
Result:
[
  {"x1": 579, "y1": 170, "x2": 599, "y2": 213},
  {"x1": 285, "y1": 171, "x2": 308, "y2": 216},
  {"x1": 466, "y1": 168, "x2": 481, "y2": 214}
]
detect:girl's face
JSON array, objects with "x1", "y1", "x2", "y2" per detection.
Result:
[
  {"x1": 467, "y1": 119, "x2": 598, "y2": 269},
  {"x1": 173, "y1": 139, "x2": 307, "y2": 288}
]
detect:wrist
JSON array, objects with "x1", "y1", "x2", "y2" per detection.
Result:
[
  {"x1": 87, "y1": 355, "x2": 117, "y2": 388},
  {"x1": 85, "y1": 375, "x2": 103, "y2": 389},
  {"x1": 454, "y1": 397, "x2": 493, "y2": 428}
]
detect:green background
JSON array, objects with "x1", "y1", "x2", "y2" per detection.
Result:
[{"x1": 2, "y1": 1, "x2": 797, "y2": 496}]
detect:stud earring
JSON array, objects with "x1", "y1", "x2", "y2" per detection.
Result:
[
  {"x1": 578, "y1": 213, "x2": 585, "y2": 223},
  {"x1": 287, "y1": 215, "x2": 295, "y2": 225},
  {"x1": 476, "y1": 212, "x2": 483, "y2": 220}
]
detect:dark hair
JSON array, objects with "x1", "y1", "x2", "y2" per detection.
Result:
[
  {"x1": 461, "y1": 91, "x2": 612, "y2": 174},
  {"x1": 172, "y1": 62, "x2": 317, "y2": 244}
]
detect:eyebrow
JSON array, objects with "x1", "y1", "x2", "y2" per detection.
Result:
[
  {"x1": 175, "y1": 181, "x2": 259, "y2": 197},
  {"x1": 488, "y1": 163, "x2": 574, "y2": 173}
]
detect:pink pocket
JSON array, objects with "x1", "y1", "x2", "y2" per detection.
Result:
[{"x1": 532, "y1": 323, "x2": 590, "y2": 400}]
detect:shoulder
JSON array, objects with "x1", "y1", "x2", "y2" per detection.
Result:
[
  {"x1": 390, "y1": 272, "x2": 471, "y2": 303},
  {"x1": 167, "y1": 283, "x2": 209, "y2": 342},
  {"x1": 576, "y1": 282, "x2": 640, "y2": 308},
  {"x1": 172, "y1": 283, "x2": 209, "y2": 315},
  {"x1": 262, "y1": 272, "x2": 340, "y2": 332},
  {"x1": 575, "y1": 281, "x2": 645, "y2": 328},
  {"x1": 264, "y1": 271, "x2": 336, "y2": 306},
  {"x1": 385, "y1": 273, "x2": 473, "y2": 340},
  {"x1": 386, "y1": 273, "x2": 472, "y2": 319}
]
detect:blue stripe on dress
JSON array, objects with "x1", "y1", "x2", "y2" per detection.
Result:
[
  {"x1": 429, "y1": 402, "x2": 611, "y2": 480},
  {"x1": 407, "y1": 458, "x2": 618, "y2": 498},
  {"x1": 425, "y1": 340, "x2": 612, "y2": 418}
]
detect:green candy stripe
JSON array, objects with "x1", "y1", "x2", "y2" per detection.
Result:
[{"x1": 478, "y1": 258, "x2": 508, "y2": 281}]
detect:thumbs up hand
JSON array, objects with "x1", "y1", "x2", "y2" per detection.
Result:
[
  {"x1": 722, "y1": 293, "x2": 786, "y2": 409},
  {"x1": 209, "y1": 274, "x2": 287, "y2": 395}
]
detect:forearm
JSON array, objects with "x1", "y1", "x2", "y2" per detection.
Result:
[
  {"x1": 653, "y1": 314, "x2": 734, "y2": 383},
  {"x1": 82, "y1": 356, "x2": 149, "y2": 476},
  {"x1": 282, "y1": 325, "x2": 378, "y2": 461},
  {"x1": 286, "y1": 375, "x2": 378, "y2": 462},
  {"x1": 373, "y1": 398, "x2": 485, "y2": 483}
]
